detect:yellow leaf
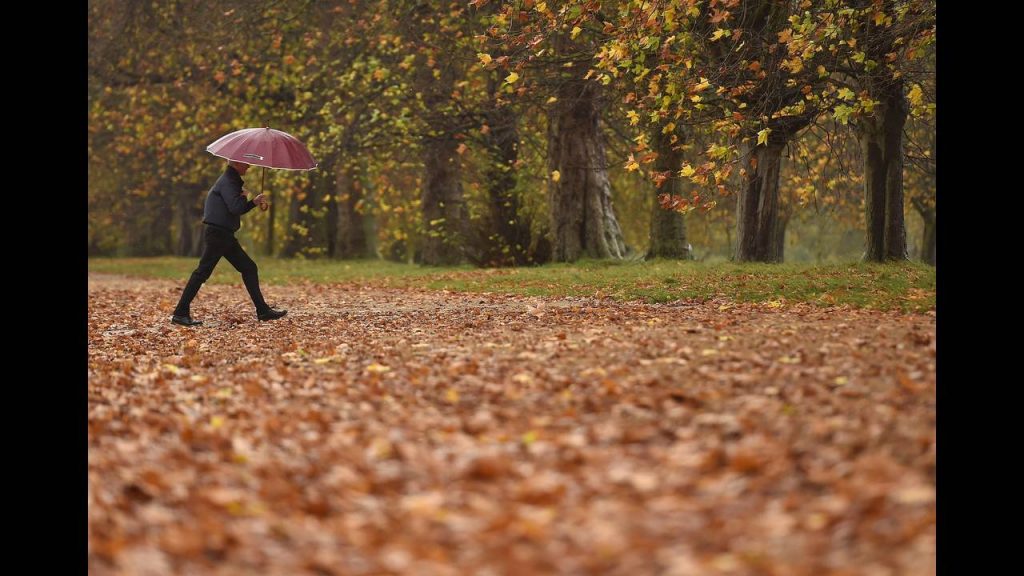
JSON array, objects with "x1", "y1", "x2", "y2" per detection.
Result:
[
  {"x1": 757, "y1": 128, "x2": 771, "y2": 146},
  {"x1": 711, "y1": 29, "x2": 729, "y2": 41},
  {"x1": 571, "y1": 26, "x2": 582, "y2": 39},
  {"x1": 366, "y1": 363, "x2": 391, "y2": 374},
  {"x1": 445, "y1": 388, "x2": 459, "y2": 403},
  {"x1": 680, "y1": 164, "x2": 696, "y2": 177},
  {"x1": 766, "y1": 300, "x2": 783, "y2": 308},
  {"x1": 546, "y1": 96, "x2": 558, "y2": 104},
  {"x1": 908, "y1": 84, "x2": 924, "y2": 107},
  {"x1": 700, "y1": 349, "x2": 718, "y2": 356},
  {"x1": 626, "y1": 110, "x2": 640, "y2": 125},
  {"x1": 505, "y1": 72, "x2": 519, "y2": 84},
  {"x1": 477, "y1": 53, "x2": 492, "y2": 65},
  {"x1": 521, "y1": 430, "x2": 538, "y2": 445},
  {"x1": 837, "y1": 87, "x2": 856, "y2": 100},
  {"x1": 662, "y1": 122, "x2": 676, "y2": 134},
  {"x1": 210, "y1": 415, "x2": 225, "y2": 429},
  {"x1": 512, "y1": 372, "x2": 534, "y2": 385},
  {"x1": 550, "y1": 170, "x2": 561, "y2": 182}
]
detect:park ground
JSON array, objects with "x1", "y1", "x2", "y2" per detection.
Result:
[{"x1": 88, "y1": 260, "x2": 935, "y2": 575}]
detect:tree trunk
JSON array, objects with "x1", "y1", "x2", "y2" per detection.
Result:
[
  {"x1": 647, "y1": 122, "x2": 690, "y2": 259},
  {"x1": 335, "y1": 162, "x2": 372, "y2": 259},
  {"x1": 281, "y1": 189, "x2": 303, "y2": 258},
  {"x1": 174, "y1": 186, "x2": 195, "y2": 256},
  {"x1": 547, "y1": 78, "x2": 626, "y2": 262},
  {"x1": 922, "y1": 213, "x2": 935, "y2": 266},
  {"x1": 128, "y1": 192, "x2": 173, "y2": 256},
  {"x1": 912, "y1": 198, "x2": 936, "y2": 266},
  {"x1": 282, "y1": 172, "x2": 325, "y2": 258},
  {"x1": 860, "y1": 83, "x2": 909, "y2": 261},
  {"x1": 774, "y1": 215, "x2": 789, "y2": 262},
  {"x1": 281, "y1": 187, "x2": 301, "y2": 258},
  {"x1": 419, "y1": 134, "x2": 467, "y2": 265},
  {"x1": 735, "y1": 141, "x2": 784, "y2": 262},
  {"x1": 325, "y1": 175, "x2": 338, "y2": 258},
  {"x1": 412, "y1": 19, "x2": 467, "y2": 266},
  {"x1": 481, "y1": 76, "x2": 530, "y2": 266}
]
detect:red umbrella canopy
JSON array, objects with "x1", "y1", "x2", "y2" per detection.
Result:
[{"x1": 206, "y1": 127, "x2": 317, "y2": 170}]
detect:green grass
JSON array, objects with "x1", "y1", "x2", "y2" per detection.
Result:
[{"x1": 89, "y1": 257, "x2": 936, "y2": 312}]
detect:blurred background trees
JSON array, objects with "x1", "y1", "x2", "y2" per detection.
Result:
[{"x1": 89, "y1": 0, "x2": 935, "y2": 264}]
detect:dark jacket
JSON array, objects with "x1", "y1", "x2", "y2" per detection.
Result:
[{"x1": 202, "y1": 166, "x2": 256, "y2": 232}]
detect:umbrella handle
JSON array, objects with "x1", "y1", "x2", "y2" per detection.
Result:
[{"x1": 258, "y1": 166, "x2": 269, "y2": 211}]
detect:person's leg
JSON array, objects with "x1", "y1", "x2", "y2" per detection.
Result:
[
  {"x1": 173, "y1": 228, "x2": 227, "y2": 317},
  {"x1": 222, "y1": 238, "x2": 271, "y2": 314}
]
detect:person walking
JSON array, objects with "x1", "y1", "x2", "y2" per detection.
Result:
[{"x1": 170, "y1": 161, "x2": 287, "y2": 326}]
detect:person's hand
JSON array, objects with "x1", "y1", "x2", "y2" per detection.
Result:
[{"x1": 254, "y1": 193, "x2": 269, "y2": 211}]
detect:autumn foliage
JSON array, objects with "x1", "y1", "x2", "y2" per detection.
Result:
[
  {"x1": 89, "y1": 0, "x2": 935, "y2": 264},
  {"x1": 89, "y1": 274, "x2": 935, "y2": 574}
]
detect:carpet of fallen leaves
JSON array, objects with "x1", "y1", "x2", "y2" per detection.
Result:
[{"x1": 88, "y1": 274, "x2": 936, "y2": 576}]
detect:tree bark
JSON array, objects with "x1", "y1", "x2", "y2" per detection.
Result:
[
  {"x1": 325, "y1": 176, "x2": 338, "y2": 258},
  {"x1": 647, "y1": 122, "x2": 690, "y2": 259},
  {"x1": 735, "y1": 141, "x2": 784, "y2": 262},
  {"x1": 414, "y1": 18, "x2": 467, "y2": 266},
  {"x1": 860, "y1": 83, "x2": 909, "y2": 261},
  {"x1": 282, "y1": 171, "x2": 328, "y2": 258},
  {"x1": 911, "y1": 197, "x2": 935, "y2": 266},
  {"x1": 126, "y1": 191, "x2": 173, "y2": 256},
  {"x1": 334, "y1": 162, "x2": 373, "y2": 259},
  {"x1": 922, "y1": 213, "x2": 935, "y2": 266},
  {"x1": 480, "y1": 76, "x2": 530, "y2": 266},
  {"x1": 420, "y1": 134, "x2": 467, "y2": 265},
  {"x1": 774, "y1": 215, "x2": 788, "y2": 262},
  {"x1": 547, "y1": 78, "x2": 626, "y2": 262},
  {"x1": 174, "y1": 185, "x2": 201, "y2": 257},
  {"x1": 281, "y1": 187, "x2": 302, "y2": 258}
]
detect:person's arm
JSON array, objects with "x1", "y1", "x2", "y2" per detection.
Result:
[
  {"x1": 240, "y1": 195, "x2": 258, "y2": 214},
  {"x1": 220, "y1": 179, "x2": 257, "y2": 215}
]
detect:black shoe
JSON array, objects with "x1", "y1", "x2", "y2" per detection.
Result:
[
  {"x1": 257, "y1": 308, "x2": 287, "y2": 321},
  {"x1": 171, "y1": 314, "x2": 203, "y2": 327}
]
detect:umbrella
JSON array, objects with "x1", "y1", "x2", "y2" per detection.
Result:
[{"x1": 206, "y1": 127, "x2": 318, "y2": 211}]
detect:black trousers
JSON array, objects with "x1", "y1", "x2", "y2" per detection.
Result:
[{"x1": 173, "y1": 225, "x2": 269, "y2": 316}]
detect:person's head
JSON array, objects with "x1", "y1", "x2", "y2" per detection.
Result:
[{"x1": 228, "y1": 161, "x2": 250, "y2": 176}]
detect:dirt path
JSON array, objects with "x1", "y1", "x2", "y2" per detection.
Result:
[{"x1": 88, "y1": 274, "x2": 936, "y2": 575}]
